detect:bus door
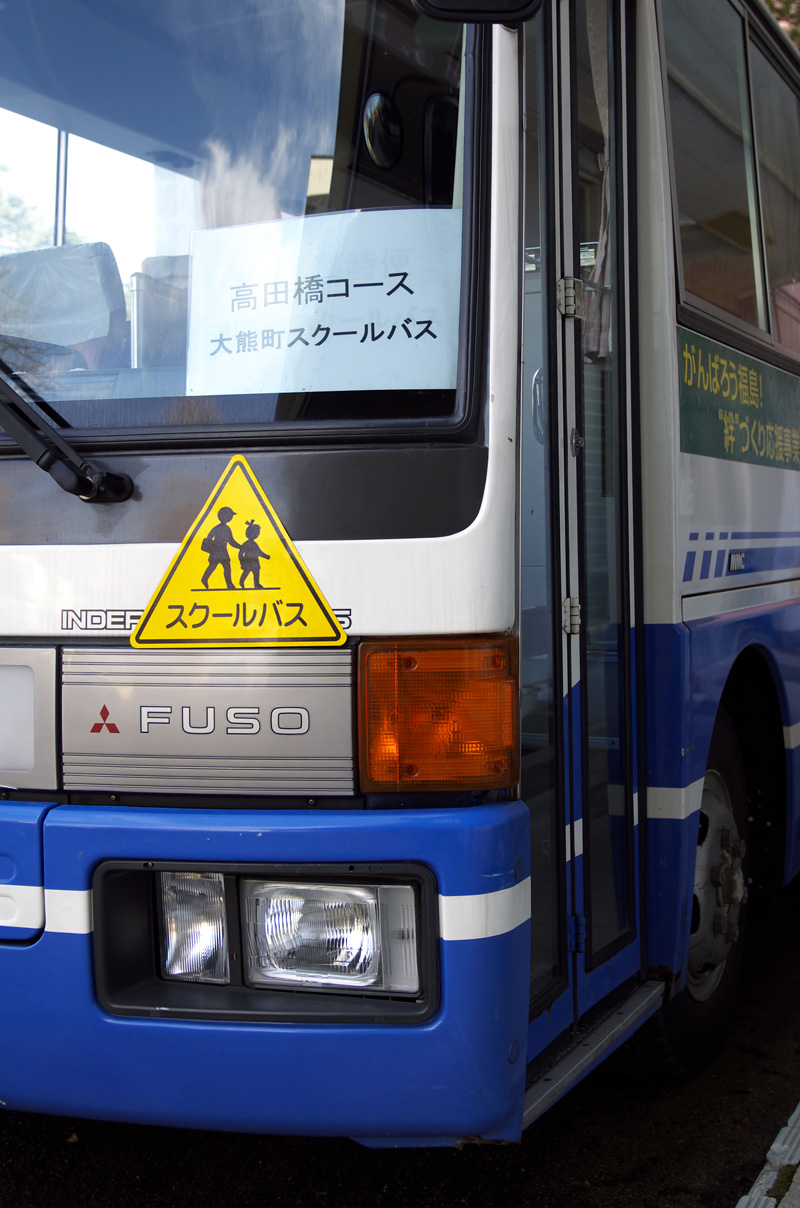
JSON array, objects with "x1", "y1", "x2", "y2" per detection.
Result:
[{"x1": 521, "y1": 0, "x2": 641, "y2": 1039}]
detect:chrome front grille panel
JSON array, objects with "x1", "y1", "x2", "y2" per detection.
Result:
[{"x1": 61, "y1": 648, "x2": 355, "y2": 797}]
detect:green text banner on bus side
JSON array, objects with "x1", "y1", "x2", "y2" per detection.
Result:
[{"x1": 678, "y1": 327, "x2": 800, "y2": 470}]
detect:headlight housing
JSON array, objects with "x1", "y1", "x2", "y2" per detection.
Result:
[{"x1": 93, "y1": 860, "x2": 437, "y2": 1024}]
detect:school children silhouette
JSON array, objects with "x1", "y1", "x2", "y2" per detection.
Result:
[
  {"x1": 200, "y1": 506, "x2": 241, "y2": 589},
  {"x1": 238, "y1": 520, "x2": 270, "y2": 588}
]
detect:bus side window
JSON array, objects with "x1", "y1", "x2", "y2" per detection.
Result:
[
  {"x1": 751, "y1": 43, "x2": 800, "y2": 359},
  {"x1": 662, "y1": 0, "x2": 768, "y2": 332}
]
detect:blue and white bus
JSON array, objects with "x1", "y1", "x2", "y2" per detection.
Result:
[{"x1": 0, "y1": 0, "x2": 796, "y2": 1145}]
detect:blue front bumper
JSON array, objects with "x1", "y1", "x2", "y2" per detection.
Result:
[{"x1": 0, "y1": 801, "x2": 531, "y2": 1145}]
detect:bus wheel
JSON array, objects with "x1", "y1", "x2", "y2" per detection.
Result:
[{"x1": 657, "y1": 709, "x2": 749, "y2": 1076}]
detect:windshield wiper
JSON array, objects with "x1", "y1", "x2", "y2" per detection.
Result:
[{"x1": 0, "y1": 365, "x2": 133, "y2": 503}]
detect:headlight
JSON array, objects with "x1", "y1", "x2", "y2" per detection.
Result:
[
  {"x1": 241, "y1": 880, "x2": 419, "y2": 994},
  {"x1": 158, "y1": 870, "x2": 230, "y2": 984}
]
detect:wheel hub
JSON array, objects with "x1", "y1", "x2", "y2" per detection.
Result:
[{"x1": 687, "y1": 770, "x2": 747, "y2": 1003}]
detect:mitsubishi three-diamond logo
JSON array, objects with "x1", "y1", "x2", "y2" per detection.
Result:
[{"x1": 90, "y1": 705, "x2": 119, "y2": 734}]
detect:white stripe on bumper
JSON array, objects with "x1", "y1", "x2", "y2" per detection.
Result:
[
  {"x1": 439, "y1": 878, "x2": 531, "y2": 942},
  {"x1": 0, "y1": 884, "x2": 45, "y2": 930},
  {"x1": 44, "y1": 888, "x2": 93, "y2": 933},
  {"x1": 0, "y1": 886, "x2": 92, "y2": 933},
  {"x1": 12, "y1": 882, "x2": 530, "y2": 943}
]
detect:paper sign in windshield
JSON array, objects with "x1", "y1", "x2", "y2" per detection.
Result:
[
  {"x1": 186, "y1": 208, "x2": 461, "y2": 396},
  {"x1": 131, "y1": 456, "x2": 345, "y2": 649}
]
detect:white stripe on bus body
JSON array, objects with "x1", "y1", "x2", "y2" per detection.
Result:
[
  {"x1": 646, "y1": 780, "x2": 704, "y2": 822},
  {"x1": 563, "y1": 802, "x2": 639, "y2": 864},
  {"x1": 573, "y1": 818, "x2": 583, "y2": 859},
  {"x1": 784, "y1": 722, "x2": 800, "y2": 751},
  {"x1": 564, "y1": 817, "x2": 584, "y2": 863}
]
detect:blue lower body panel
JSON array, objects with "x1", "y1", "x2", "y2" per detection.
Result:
[
  {"x1": 0, "y1": 802, "x2": 531, "y2": 1144},
  {"x1": 645, "y1": 813, "x2": 698, "y2": 984},
  {"x1": 0, "y1": 803, "x2": 48, "y2": 940}
]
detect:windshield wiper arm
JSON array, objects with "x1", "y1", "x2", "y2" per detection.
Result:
[{"x1": 0, "y1": 369, "x2": 133, "y2": 503}]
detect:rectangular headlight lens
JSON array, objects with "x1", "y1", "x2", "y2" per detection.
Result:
[
  {"x1": 158, "y1": 871, "x2": 230, "y2": 985},
  {"x1": 241, "y1": 881, "x2": 419, "y2": 995}
]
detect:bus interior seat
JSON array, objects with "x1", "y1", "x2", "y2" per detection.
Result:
[
  {"x1": 0, "y1": 242, "x2": 128, "y2": 372},
  {"x1": 130, "y1": 254, "x2": 189, "y2": 370},
  {"x1": 0, "y1": 332, "x2": 87, "y2": 397}
]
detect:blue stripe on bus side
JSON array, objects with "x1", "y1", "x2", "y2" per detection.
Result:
[
  {"x1": 726, "y1": 546, "x2": 800, "y2": 576},
  {"x1": 680, "y1": 532, "x2": 800, "y2": 584}
]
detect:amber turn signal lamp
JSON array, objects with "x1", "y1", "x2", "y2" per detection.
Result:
[{"x1": 358, "y1": 637, "x2": 519, "y2": 793}]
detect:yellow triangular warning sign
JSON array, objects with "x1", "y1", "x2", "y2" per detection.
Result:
[{"x1": 131, "y1": 457, "x2": 345, "y2": 648}]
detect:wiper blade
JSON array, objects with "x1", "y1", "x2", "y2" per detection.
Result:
[
  {"x1": 0, "y1": 365, "x2": 133, "y2": 503},
  {"x1": 0, "y1": 356, "x2": 72, "y2": 428}
]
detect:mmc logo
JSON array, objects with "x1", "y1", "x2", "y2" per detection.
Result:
[{"x1": 90, "y1": 706, "x2": 120, "y2": 734}]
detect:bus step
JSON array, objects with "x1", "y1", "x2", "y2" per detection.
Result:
[{"x1": 523, "y1": 980, "x2": 665, "y2": 1129}]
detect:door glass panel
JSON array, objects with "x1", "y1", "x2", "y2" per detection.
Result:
[
  {"x1": 576, "y1": 0, "x2": 631, "y2": 960},
  {"x1": 522, "y1": 14, "x2": 562, "y2": 1004}
]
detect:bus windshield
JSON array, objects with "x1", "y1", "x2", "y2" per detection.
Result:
[{"x1": 0, "y1": 0, "x2": 464, "y2": 431}]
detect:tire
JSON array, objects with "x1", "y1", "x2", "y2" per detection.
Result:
[{"x1": 652, "y1": 707, "x2": 750, "y2": 1078}]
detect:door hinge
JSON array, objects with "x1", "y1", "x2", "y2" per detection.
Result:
[
  {"x1": 568, "y1": 914, "x2": 587, "y2": 954},
  {"x1": 562, "y1": 596, "x2": 581, "y2": 635},
  {"x1": 556, "y1": 276, "x2": 585, "y2": 318}
]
